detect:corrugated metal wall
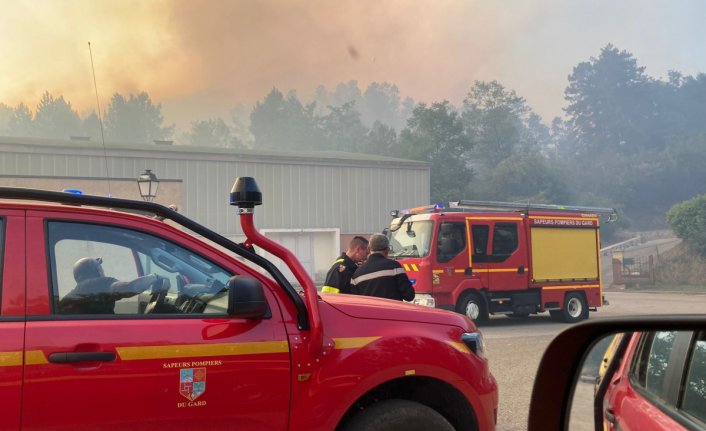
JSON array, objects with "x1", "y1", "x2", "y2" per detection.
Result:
[{"x1": 0, "y1": 141, "x2": 430, "y2": 236}]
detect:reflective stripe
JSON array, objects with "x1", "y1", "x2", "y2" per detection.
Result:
[
  {"x1": 351, "y1": 267, "x2": 406, "y2": 285},
  {"x1": 446, "y1": 341, "x2": 471, "y2": 354},
  {"x1": 321, "y1": 286, "x2": 340, "y2": 294},
  {"x1": 333, "y1": 337, "x2": 380, "y2": 349},
  {"x1": 403, "y1": 264, "x2": 419, "y2": 272},
  {"x1": 335, "y1": 258, "x2": 345, "y2": 263},
  {"x1": 117, "y1": 341, "x2": 289, "y2": 361},
  {"x1": 25, "y1": 350, "x2": 49, "y2": 365},
  {"x1": 0, "y1": 351, "x2": 22, "y2": 367}
]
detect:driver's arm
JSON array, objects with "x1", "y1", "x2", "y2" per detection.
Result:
[{"x1": 109, "y1": 274, "x2": 160, "y2": 298}]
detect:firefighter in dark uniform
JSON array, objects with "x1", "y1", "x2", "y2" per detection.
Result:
[
  {"x1": 350, "y1": 234, "x2": 415, "y2": 301},
  {"x1": 58, "y1": 257, "x2": 160, "y2": 314},
  {"x1": 322, "y1": 236, "x2": 369, "y2": 294}
]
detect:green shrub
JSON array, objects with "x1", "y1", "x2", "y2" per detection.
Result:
[{"x1": 667, "y1": 195, "x2": 706, "y2": 256}]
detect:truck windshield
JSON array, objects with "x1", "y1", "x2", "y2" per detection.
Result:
[{"x1": 388, "y1": 220, "x2": 433, "y2": 258}]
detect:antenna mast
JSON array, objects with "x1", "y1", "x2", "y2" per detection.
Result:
[{"x1": 88, "y1": 41, "x2": 112, "y2": 197}]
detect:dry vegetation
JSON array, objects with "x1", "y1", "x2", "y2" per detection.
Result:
[{"x1": 656, "y1": 242, "x2": 706, "y2": 287}]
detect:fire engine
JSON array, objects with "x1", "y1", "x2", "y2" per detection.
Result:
[
  {"x1": 0, "y1": 178, "x2": 496, "y2": 431},
  {"x1": 386, "y1": 200, "x2": 617, "y2": 324}
]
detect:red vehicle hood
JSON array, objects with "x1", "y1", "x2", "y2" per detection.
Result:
[{"x1": 321, "y1": 293, "x2": 474, "y2": 330}]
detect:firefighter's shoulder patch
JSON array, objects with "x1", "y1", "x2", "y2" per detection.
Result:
[{"x1": 338, "y1": 264, "x2": 346, "y2": 273}]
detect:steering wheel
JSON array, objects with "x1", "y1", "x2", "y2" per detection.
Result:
[{"x1": 144, "y1": 276, "x2": 171, "y2": 314}]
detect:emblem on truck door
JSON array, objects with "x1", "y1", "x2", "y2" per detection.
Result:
[{"x1": 180, "y1": 368, "x2": 206, "y2": 401}]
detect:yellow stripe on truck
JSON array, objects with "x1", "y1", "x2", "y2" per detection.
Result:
[
  {"x1": 25, "y1": 350, "x2": 49, "y2": 365},
  {"x1": 446, "y1": 341, "x2": 471, "y2": 354},
  {"x1": 117, "y1": 341, "x2": 290, "y2": 361},
  {"x1": 333, "y1": 337, "x2": 381, "y2": 350},
  {"x1": 0, "y1": 351, "x2": 22, "y2": 367}
]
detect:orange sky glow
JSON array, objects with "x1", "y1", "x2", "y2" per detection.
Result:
[{"x1": 1, "y1": 0, "x2": 704, "y2": 131}]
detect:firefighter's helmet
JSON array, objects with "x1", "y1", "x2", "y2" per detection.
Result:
[{"x1": 73, "y1": 257, "x2": 104, "y2": 283}]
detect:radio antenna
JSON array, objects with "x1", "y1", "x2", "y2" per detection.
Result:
[{"x1": 88, "y1": 41, "x2": 112, "y2": 197}]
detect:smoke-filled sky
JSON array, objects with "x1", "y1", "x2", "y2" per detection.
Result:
[{"x1": 1, "y1": 0, "x2": 705, "y2": 131}]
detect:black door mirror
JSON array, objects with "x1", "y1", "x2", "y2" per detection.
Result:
[{"x1": 227, "y1": 276, "x2": 268, "y2": 318}]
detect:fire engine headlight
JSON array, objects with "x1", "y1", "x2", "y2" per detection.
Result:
[
  {"x1": 462, "y1": 332, "x2": 486, "y2": 359},
  {"x1": 412, "y1": 294, "x2": 435, "y2": 308}
]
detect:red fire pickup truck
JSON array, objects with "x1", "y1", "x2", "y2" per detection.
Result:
[{"x1": 0, "y1": 178, "x2": 496, "y2": 431}]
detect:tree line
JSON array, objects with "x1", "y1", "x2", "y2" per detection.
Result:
[{"x1": 1, "y1": 44, "x2": 705, "y2": 231}]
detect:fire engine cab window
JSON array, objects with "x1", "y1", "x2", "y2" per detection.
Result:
[
  {"x1": 47, "y1": 222, "x2": 234, "y2": 316},
  {"x1": 492, "y1": 224, "x2": 518, "y2": 255},
  {"x1": 681, "y1": 332, "x2": 706, "y2": 424},
  {"x1": 632, "y1": 331, "x2": 678, "y2": 400},
  {"x1": 437, "y1": 222, "x2": 466, "y2": 263}
]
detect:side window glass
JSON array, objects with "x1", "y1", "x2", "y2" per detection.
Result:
[
  {"x1": 632, "y1": 331, "x2": 678, "y2": 400},
  {"x1": 492, "y1": 223, "x2": 518, "y2": 255},
  {"x1": 681, "y1": 332, "x2": 706, "y2": 424},
  {"x1": 48, "y1": 222, "x2": 235, "y2": 316},
  {"x1": 437, "y1": 222, "x2": 466, "y2": 263},
  {"x1": 472, "y1": 225, "x2": 489, "y2": 256}
]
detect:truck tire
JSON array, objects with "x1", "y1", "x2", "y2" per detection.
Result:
[
  {"x1": 456, "y1": 292, "x2": 489, "y2": 323},
  {"x1": 550, "y1": 292, "x2": 588, "y2": 323},
  {"x1": 341, "y1": 399, "x2": 454, "y2": 431}
]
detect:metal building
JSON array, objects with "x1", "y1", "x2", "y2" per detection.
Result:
[{"x1": 0, "y1": 136, "x2": 430, "y2": 282}]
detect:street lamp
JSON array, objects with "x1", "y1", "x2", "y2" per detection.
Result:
[{"x1": 137, "y1": 169, "x2": 159, "y2": 202}]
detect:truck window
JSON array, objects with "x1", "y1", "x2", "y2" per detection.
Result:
[
  {"x1": 492, "y1": 223, "x2": 518, "y2": 255},
  {"x1": 47, "y1": 221, "x2": 236, "y2": 316},
  {"x1": 437, "y1": 222, "x2": 466, "y2": 263}
]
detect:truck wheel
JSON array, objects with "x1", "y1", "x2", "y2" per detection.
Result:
[
  {"x1": 551, "y1": 292, "x2": 588, "y2": 323},
  {"x1": 341, "y1": 399, "x2": 454, "y2": 431},
  {"x1": 456, "y1": 292, "x2": 488, "y2": 323}
]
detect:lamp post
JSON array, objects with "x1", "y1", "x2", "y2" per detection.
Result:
[{"x1": 137, "y1": 169, "x2": 159, "y2": 202}]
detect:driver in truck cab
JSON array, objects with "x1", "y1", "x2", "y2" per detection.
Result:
[{"x1": 58, "y1": 257, "x2": 159, "y2": 314}]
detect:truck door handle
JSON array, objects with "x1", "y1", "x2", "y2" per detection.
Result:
[
  {"x1": 604, "y1": 408, "x2": 616, "y2": 424},
  {"x1": 517, "y1": 266, "x2": 525, "y2": 274},
  {"x1": 48, "y1": 352, "x2": 116, "y2": 363}
]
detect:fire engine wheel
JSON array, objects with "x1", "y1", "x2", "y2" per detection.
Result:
[
  {"x1": 551, "y1": 292, "x2": 588, "y2": 323},
  {"x1": 456, "y1": 292, "x2": 488, "y2": 323},
  {"x1": 341, "y1": 399, "x2": 454, "y2": 431}
]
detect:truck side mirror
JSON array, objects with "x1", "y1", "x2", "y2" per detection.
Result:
[{"x1": 227, "y1": 276, "x2": 268, "y2": 319}]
